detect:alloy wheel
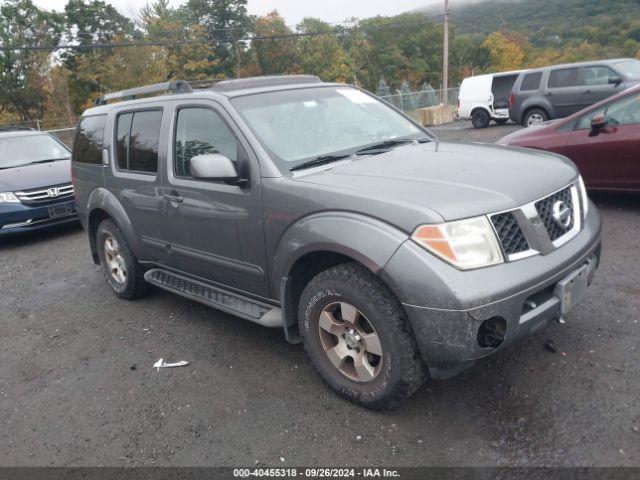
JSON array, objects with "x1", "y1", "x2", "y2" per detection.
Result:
[
  {"x1": 104, "y1": 235, "x2": 127, "y2": 284},
  {"x1": 527, "y1": 113, "x2": 545, "y2": 126},
  {"x1": 318, "y1": 302, "x2": 383, "y2": 383}
]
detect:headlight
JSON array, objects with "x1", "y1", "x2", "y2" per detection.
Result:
[
  {"x1": 0, "y1": 192, "x2": 20, "y2": 203},
  {"x1": 578, "y1": 175, "x2": 589, "y2": 218},
  {"x1": 411, "y1": 216, "x2": 504, "y2": 270}
]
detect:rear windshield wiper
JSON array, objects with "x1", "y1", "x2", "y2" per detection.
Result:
[{"x1": 289, "y1": 154, "x2": 351, "y2": 172}]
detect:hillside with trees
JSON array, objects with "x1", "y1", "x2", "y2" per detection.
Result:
[{"x1": 0, "y1": 0, "x2": 638, "y2": 126}]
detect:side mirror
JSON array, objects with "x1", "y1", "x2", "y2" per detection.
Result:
[
  {"x1": 589, "y1": 115, "x2": 607, "y2": 137},
  {"x1": 190, "y1": 153, "x2": 245, "y2": 185},
  {"x1": 608, "y1": 76, "x2": 622, "y2": 86}
]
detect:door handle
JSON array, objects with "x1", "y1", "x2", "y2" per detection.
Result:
[
  {"x1": 163, "y1": 191, "x2": 183, "y2": 203},
  {"x1": 545, "y1": 92, "x2": 553, "y2": 97},
  {"x1": 583, "y1": 89, "x2": 592, "y2": 94}
]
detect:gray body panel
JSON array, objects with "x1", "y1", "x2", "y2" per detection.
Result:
[{"x1": 72, "y1": 78, "x2": 602, "y2": 377}]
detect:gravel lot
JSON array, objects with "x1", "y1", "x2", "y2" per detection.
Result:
[{"x1": 1, "y1": 120, "x2": 639, "y2": 467}]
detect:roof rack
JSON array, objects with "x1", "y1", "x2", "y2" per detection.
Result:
[
  {"x1": 0, "y1": 126, "x2": 37, "y2": 132},
  {"x1": 211, "y1": 75, "x2": 322, "y2": 92},
  {"x1": 94, "y1": 80, "x2": 193, "y2": 106}
]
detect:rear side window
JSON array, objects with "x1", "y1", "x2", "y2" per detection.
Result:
[
  {"x1": 520, "y1": 72, "x2": 542, "y2": 91},
  {"x1": 115, "y1": 110, "x2": 162, "y2": 173},
  {"x1": 174, "y1": 107, "x2": 239, "y2": 177},
  {"x1": 548, "y1": 68, "x2": 581, "y2": 88},
  {"x1": 73, "y1": 115, "x2": 106, "y2": 164}
]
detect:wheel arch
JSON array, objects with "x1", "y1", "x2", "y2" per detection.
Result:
[
  {"x1": 522, "y1": 104, "x2": 551, "y2": 124},
  {"x1": 86, "y1": 188, "x2": 140, "y2": 264},
  {"x1": 271, "y1": 211, "x2": 409, "y2": 343},
  {"x1": 470, "y1": 106, "x2": 491, "y2": 117}
]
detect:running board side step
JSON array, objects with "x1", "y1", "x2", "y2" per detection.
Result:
[{"x1": 144, "y1": 269, "x2": 282, "y2": 328}]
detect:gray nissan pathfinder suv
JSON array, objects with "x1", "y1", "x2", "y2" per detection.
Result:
[{"x1": 72, "y1": 76, "x2": 602, "y2": 409}]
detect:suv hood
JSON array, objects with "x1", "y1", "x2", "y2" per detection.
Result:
[
  {"x1": 292, "y1": 141, "x2": 577, "y2": 221},
  {"x1": 0, "y1": 159, "x2": 71, "y2": 192}
]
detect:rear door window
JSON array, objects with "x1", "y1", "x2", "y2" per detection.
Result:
[
  {"x1": 115, "y1": 110, "x2": 162, "y2": 174},
  {"x1": 520, "y1": 72, "x2": 542, "y2": 91},
  {"x1": 548, "y1": 68, "x2": 581, "y2": 88},
  {"x1": 73, "y1": 115, "x2": 106, "y2": 164}
]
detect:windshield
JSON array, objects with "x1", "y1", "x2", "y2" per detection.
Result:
[
  {"x1": 0, "y1": 134, "x2": 71, "y2": 169},
  {"x1": 231, "y1": 86, "x2": 427, "y2": 169},
  {"x1": 613, "y1": 60, "x2": 640, "y2": 78}
]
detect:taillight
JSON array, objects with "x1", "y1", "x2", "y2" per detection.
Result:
[{"x1": 509, "y1": 93, "x2": 515, "y2": 107}]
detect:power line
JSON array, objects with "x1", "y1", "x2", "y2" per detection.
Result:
[{"x1": 0, "y1": 17, "x2": 443, "y2": 52}]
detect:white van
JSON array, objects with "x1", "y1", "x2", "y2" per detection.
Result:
[{"x1": 458, "y1": 70, "x2": 526, "y2": 128}]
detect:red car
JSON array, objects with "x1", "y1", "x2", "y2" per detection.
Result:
[{"x1": 498, "y1": 84, "x2": 640, "y2": 191}]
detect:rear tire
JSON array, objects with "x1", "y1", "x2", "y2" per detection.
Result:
[
  {"x1": 298, "y1": 263, "x2": 427, "y2": 410},
  {"x1": 471, "y1": 109, "x2": 490, "y2": 129},
  {"x1": 96, "y1": 219, "x2": 148, "y2": 300},
  {"x1": 523, "y1": 108, "x2": 548, "y2": 127}
]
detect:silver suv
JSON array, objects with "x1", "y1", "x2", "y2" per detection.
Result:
[
  {"x1": 510, "y1": 58, "x2": 640, "y2": 126},
  {"x1": 72, "y1": 76, "x2": 602, "y2": 409}
]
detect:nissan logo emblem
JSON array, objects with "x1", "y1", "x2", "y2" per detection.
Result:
[{"x1": 552, "y1": 200, "x2": 572, "y2": 229}]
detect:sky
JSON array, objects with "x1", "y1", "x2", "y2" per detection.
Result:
[{"x1": 33, "y1": 0, "x2": 445, "y2": 25}]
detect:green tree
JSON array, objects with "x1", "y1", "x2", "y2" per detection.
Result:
[
  {"x1": 64, "y1": 0, "x2": 134, "y2": 112},
  {"x1": 182, "y1": 0, "x2": 253, "y2": 78},
  {"x1": 481, "y1": 32, "x2": 525, "y2": 71},
  {"x1": 253, "y1": 10, "x2": 297, "y2": 75},
  {"x1": 0, "y1": 0, "x2": 63, "y2": 121},
  {"x1": 140, "y1": 0, "x2": 220, "y2": 80},
  {"x1": 296, "y1": 18, "x2": 349, "y2": 82}
]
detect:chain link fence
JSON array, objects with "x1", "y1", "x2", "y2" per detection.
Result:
[
  {"x1": 379, "y1": 87, "x2": 460, "y2": 112},
  {"x1": 0, "y1": 118, "x2": 77, "y2": 147}
]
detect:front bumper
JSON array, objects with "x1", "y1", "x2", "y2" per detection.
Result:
[
  {"x1": 0, "y1": 199, "x2": 78, "y2": 236},
  {"x1": 381, "y1": 202, "x2": 602, "y2": 378}
]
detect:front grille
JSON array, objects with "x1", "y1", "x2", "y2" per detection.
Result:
[
  {"x1": 15, "y1": 183, "x2": 74, "y2": 206},
  {"x1": 491, "y1": 212, "x2": 530, "y2": 255},
  {"x1": 535, "y1": 186, "x2": 574, "y2": 241}
]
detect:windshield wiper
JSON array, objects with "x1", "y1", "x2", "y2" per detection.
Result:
[
  {"x1": 354, "y1": 139, "x2": 416, "y2": 155},
  {"x1": 28, "y1": 158, "x2": 70, "y2": 165},
  {"x1": 290, "y1": 154, "x2": 351, "y2": 172}
]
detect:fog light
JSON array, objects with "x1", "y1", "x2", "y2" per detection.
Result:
[{"x1": 477, "y1": 317, "x2": 506, "y2": 348}]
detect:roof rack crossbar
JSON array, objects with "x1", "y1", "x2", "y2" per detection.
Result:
[
  {"x1": 94, "y1": 80, "x2": 192, "y2": 106},
  {"x1": 0, "y1": 125, "x2": 37, "y2": 132}
]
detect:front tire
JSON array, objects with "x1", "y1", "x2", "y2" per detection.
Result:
[
  {"x1": 96, "y1": 219, "x2": 148, "y2": 300},
  {"x1": 298, "y1": 263, "x2": 427, "y2": 410},
  {"x1": 471, "y1": 109, "x2": 490, "y2": 128}
]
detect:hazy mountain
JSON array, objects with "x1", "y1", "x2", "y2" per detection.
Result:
[{"x1": 416, "y1": 0, "x2": 640, "y2": 48}]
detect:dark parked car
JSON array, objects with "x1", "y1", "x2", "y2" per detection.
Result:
[
  {"x1": 499, "y1": 84, "x2": 640, "y2": 192},
  {"x1": 509, "y1": 58, "x2": 640, "y2": 127},
  {"x1": 0, "y1": 128, "x2": 78, "y2": 236},
  {"x1": 72, "y1": 76, "x2": 601, "y2": 409}
]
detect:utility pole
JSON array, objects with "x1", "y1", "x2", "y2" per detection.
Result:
[{"x1": 442, "y1": 0, "x2": 450, "y2": 105}]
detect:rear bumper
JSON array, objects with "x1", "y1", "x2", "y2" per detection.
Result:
[
  {"x1": 0, "y1": 199, "x2": 78, "y2": 236},
  {"x1": 381, "y1": 203, "x2": 602, "y2": 378}
]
